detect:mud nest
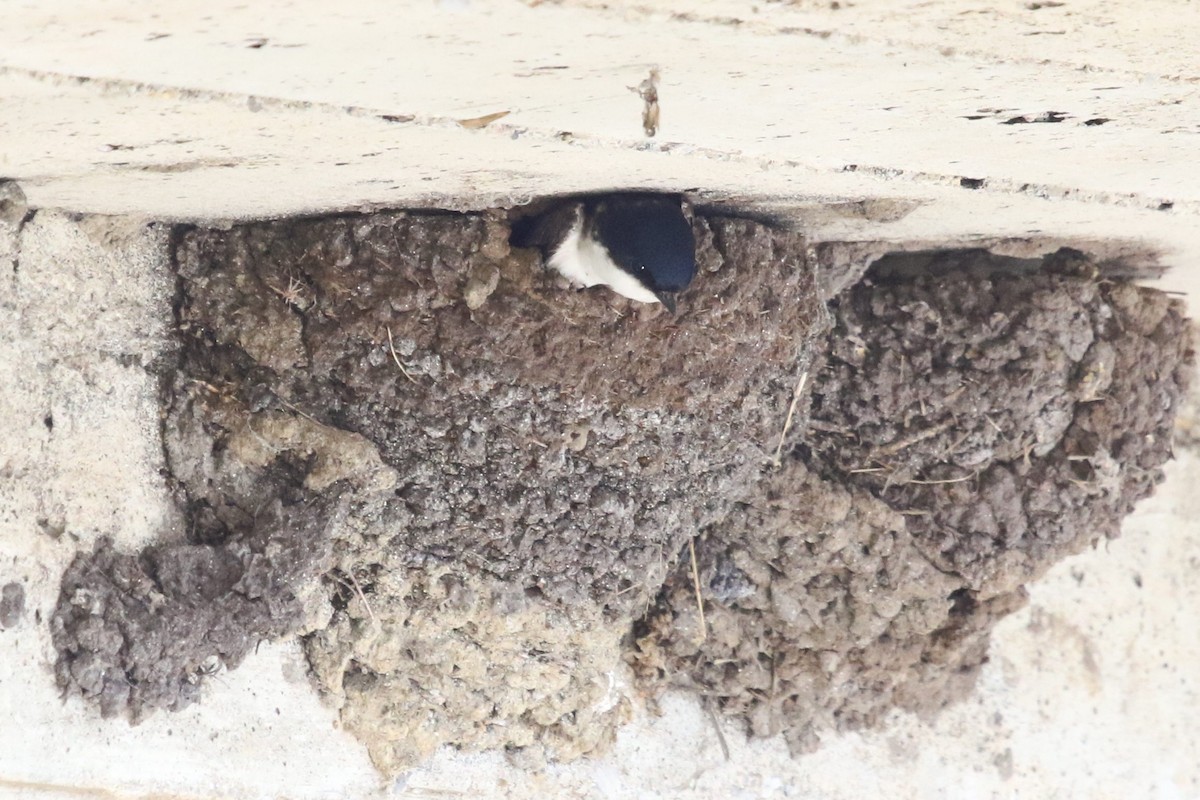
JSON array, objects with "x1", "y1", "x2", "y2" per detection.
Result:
[
  {"x1": 51, "y1": 207, "x2": 1191, "y2": 771},
  {"x1": 632, "y1": 248, "x2": 1191, "y2": 752}
]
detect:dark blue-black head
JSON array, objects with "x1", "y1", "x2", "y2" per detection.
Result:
[{"x1": 585, "y1": 194, "x2": 696, "y2": 312}]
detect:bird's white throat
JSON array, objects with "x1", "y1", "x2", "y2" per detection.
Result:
[{"x1": 548, "y1": 221, "x2": 660, "y2": 305}]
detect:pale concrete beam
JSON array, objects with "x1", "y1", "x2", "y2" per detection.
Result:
[{"x1": 1, "y1": 0, "x2": 1198, "y2": 299}]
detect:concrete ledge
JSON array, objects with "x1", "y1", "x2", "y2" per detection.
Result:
[{"x1": 2, "y1": 0, "x2": 1199, "y2": 301}]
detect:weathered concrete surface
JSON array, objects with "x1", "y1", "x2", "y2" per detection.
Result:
[
  {"x1": 3, "y1": 0, "x2": 1200, "y2": 797},
  {"x1": 0, "y1": 213, "x2": 381, "y2": 799},
  {"x1": 2, "y1": 0, "x2": 1200, "y2": 304}
]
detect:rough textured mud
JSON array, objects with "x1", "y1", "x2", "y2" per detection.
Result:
[
  {"x1": 52, "y1": 504, "x2": 331, "y2": 720},
  {"x1": 171, "y1": 210, "x2": 823, "y2": 611},
  {"x1": 54, "y1": 207, "x2": 827, "y2": 770},
  {"x1": 808, "y1": 250, "x2": 1191, "y2": 591},
  {"x1": 49, "y1": 206, "x2": 1191, "y2": 772},
  {"x1": 632, "y1": 248, "x2": 1192, "y2": 753}
]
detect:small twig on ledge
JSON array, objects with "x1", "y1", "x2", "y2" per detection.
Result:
[{"x1": 630, "y1": 67, "x2": 661, "y2": 137}]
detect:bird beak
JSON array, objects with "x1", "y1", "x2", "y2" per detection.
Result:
[{"x1": 654, "y1": 291, "x2": 678, "y2": 315}]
